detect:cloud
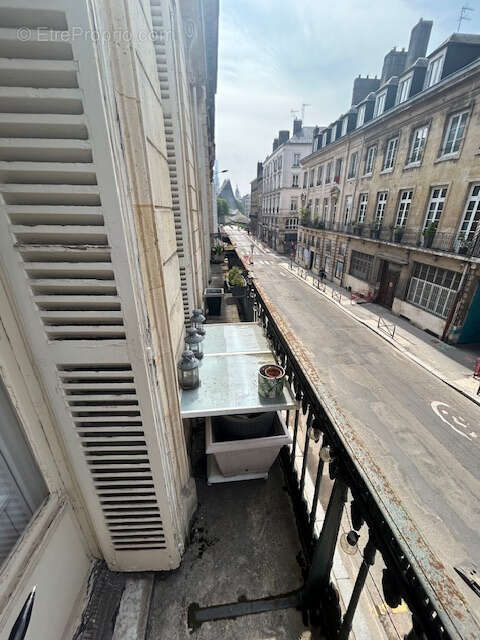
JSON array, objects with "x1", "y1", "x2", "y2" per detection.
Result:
[{"x1": 215, "y1": 0, "x2": 480, "y2": 195}]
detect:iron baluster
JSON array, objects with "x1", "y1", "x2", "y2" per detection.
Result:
[{"x1": 338, "y1": 537, "x2": 376, "y2": 640}]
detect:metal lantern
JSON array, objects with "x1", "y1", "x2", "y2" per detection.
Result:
[
  {"x1": 191, "y1": 308, "x2": 206, "y2": 336},
  {"x1": 185, "y1": 327, "x2": 204, "y2": 360},
  {"x1": 177, "y1": 350, "x2": 200, "y2": 390}
]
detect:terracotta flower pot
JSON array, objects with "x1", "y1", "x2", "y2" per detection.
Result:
[{"x1": 258, "y1": 364, "x2": 285, "y2": 398}]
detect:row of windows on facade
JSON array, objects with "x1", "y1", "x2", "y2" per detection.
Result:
[
  {"x1": 261, "y1": 217, "x2": 298, "y2": 229},
  {"x1": 300, "y1": 182, "x2": 479, "y2": 244},
  {"x1": 302, "y1": 109, "x2": 469, "y2": 191},
  {"x1": 315, "y1": 51, "x2": 450, "y2": 151}
]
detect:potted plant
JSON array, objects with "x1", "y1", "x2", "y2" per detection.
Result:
[
  {"x1": 211, "y1": 244, "x2": 225, "y2": 264},
  {"x1": 370, "y1": 220, "x2": 381, "y2": 239},
  {"x1": 457, "y1": 233, "x2": 470, "y2": 255},
  {"x1": 299, "y1": 207, "x2": 310, "y2": 227},
  {"x1": 315, "y1": 219, "x2": 325, "y2": 230},
  {"x1": 353, "y1": 222, "x2": 364, "y2": 236},
  {"x1": 423, "y1": 222, "x2": 437, "y2": 248},
  {"x1": 227, "y1": 266, "x2": 246, "y2": 297},
  {"x1": 393, "y1": 225, "x2": 404, "y2": 243}
]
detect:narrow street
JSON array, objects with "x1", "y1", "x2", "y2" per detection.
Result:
[{"x1": 228, "y1": 227, "x2": 480, "y2": 611}]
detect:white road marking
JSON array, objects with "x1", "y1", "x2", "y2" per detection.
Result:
[{"x1": 431, "y1": 401, "x2": 476, "y2": 441}]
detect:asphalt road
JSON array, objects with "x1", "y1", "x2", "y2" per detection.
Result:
[{"x1": 228, "y1": 227, "x2": 480, "y2": 611}]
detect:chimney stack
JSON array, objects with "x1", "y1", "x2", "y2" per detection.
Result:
[
  {"x1": 405, "y1": 18, "x2": 433, "y2": 69},
  {"x1": 293, "y1": 119, "x2": 302, "y2": 136},
  {"x1": 278, "y1": 130, "x2": 290, "y2": 145},
  {"x1": 272, "y1": 137, "x2": 279, "y2": 152}
]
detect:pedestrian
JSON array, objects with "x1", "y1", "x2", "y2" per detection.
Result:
[{"x1": 319, "y1": 268, "x2": 326, "y2": 281}]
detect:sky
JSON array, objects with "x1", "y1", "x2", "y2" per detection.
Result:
[{"x1": 215, "y1": 0, "x2": 480, "y2": 196}]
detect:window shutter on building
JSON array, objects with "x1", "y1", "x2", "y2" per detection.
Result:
[{"x1": 0, "y1": 2, "x2": 180, "y2": 571}]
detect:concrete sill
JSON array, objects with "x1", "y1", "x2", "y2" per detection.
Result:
[
  {"x1": 403, "y1": 162, "x2": 421, "y2": 170},
  {"x1": 434, "y1": 153, "x2": 460, "y2": 164}
]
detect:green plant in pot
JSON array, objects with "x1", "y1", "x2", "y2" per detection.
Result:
[
  {"x1": 211, "y1": 243, "x2": 225, "y2": 263},
  {"x1": 353, "y1": 221, "x2": 364, "y2": 236},
  {"x1": 227, "y1": 266, "x2": 246, "y2": 297},
  {"x1": 393, "y1": 225, "x2": 404, "y2": 242},
  {"x1": 457, "y1": 233, "x2": 470, "y2": 255},
  {"x1": 370, "y1": 220, "x2": 381, "y2": 239},
  {"x1": 423, "y1": 222, "x2": 437, "y2": 248}
]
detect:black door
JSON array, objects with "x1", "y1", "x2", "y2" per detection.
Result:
[{"x1": 377, "y1": 262, "x2": 400, "y2": 308}]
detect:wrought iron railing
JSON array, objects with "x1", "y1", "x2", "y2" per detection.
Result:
[
  {"x1": 246, "y1": 280, "x2": 479, "y2": 639},
  {"x1": 299, "y1": 220, "x2": 480, "y2": 258}
]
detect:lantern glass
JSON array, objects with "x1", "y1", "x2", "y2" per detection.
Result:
[
  {"x1": 185, "y1": 327, "x2": 204, "y2": 360},
  {"x1": 190, "y1": 309, "x2": 206, "y2": 335},
  {"x1": 178, "y1": 350, "x2": 200, "y2": 390}
]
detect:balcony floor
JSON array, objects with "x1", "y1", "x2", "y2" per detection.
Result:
[{"x1": 146, "y1": 459, "x2": 307, "y2": 639}]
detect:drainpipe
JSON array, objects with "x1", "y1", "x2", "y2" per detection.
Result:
[{"x1": 441, "y1": 261, "x2": 470, "y2": 343}]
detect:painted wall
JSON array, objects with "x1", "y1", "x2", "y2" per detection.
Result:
[{"x1": 392, "y1": 298, "x2": 446, "y2": 336}]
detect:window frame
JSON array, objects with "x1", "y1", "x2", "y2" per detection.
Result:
[
  {"x1": 357, "y1": 193, "x2": 369, "y2": 223},
  {"x1": 457, "y1": 183, "x2": 480, "y2": 245},
  {"x1": 374, "y1": 91, "x2": 387, "y2": 118},
  {"x1": 347, "y1": 151, "x2": 358, "y2": 179},
  {"x1": 364, "y1": 145, "x2": 376, "y2": 176},
  {"x1": 423, "y1": 186, "x2": 447, "y2": 231},
  {"x1": 293, "y1": 152, "x2": 300, "y2": 167},
  {"x1": 349, "y1": 250, "x2": 373, "y2": 281},
  {"x1": 375, "y1": 191, "x2": 388, "y2": 223},
  {"x1": 356, "y1": 104, "x2": 366, "y2": 128},
  {"x1": 325, "y1": 162, "x2": 332, "y2": 184},
  {"x1": 425, "y1": 53, "x2": 445, "y2": 89},
  {"x1": 316, "y1": 165, "x2": 323, "y2": 186},
  {"x1": 341, "y1": 117, "x2": 348, "y2": 137},
  {"x1": 395, "y1": 189, "x2": 413, "y2": 227},
  {"x1": 407, "y1": 125, "x2": 428, "y2": 165},
  {"x1": 382, "y1": 136, "x2": 398, "y2": 172},
  {"x1": 441, "y1": 111, "x2": 469, "y2": 157},
  {"x1": 396, "y1": 73, "x2": 413, "y2": 104}
]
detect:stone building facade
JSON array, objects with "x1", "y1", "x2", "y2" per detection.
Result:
[
  {"x1": 297, "y1": 25, "x2": 480, "y2": 344},
  {"x1": 259, "y1": 119, "x2": 316, "y2": 254},
  {"x1": 0, "y1": 0, "x2": 217, "y2": 637},
  {"x1": 249, "y1": 161, "x2": 263, "y2": 236}
]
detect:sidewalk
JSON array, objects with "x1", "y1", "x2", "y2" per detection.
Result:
[{"x1": 285, "y1": 262, "x2": 480, "y2": 406}]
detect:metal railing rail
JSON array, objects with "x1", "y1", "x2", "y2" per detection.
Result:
[
  {"x1": 299, "y1": 220, "x2": 480, "y2": 258},
  {"x1": 249, "y1": 280, "x2": 479, "y2": 640},
  {"x1": 377, "y1": 316, "x2": 396, "y2": 339}
]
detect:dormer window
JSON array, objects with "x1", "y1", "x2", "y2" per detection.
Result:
[
  {"x1": 341, "y1": 117, "x2": 348, "y2": 137},
  {"x1": 425, "y1": 54, "x2": 444, "y2": 89},
  {"x1": 374, "y1": 91, "x2": 386, "y2": 118},
  {"x1": 323, "y1": 131, "x2": 328, "y2": 147},
  {"x1": 397, "y1": 74, "x2": 412, "y2": 104},
  {"x1": 356, "y1": 104, "x2": 366, "y2": 128},
  {"x1": 331, "y1": 125, "x2": 337, "y2": 142}
]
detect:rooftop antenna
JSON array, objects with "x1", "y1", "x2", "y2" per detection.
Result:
[
  {"x1": 290, "y1": 109, "x2": 299, "y2": 120},
  {"x1": 301, "y1": 103, "x2": 311, "y2": 121},
  {"x1": 457, "y1": 5, "x2": 474, "y2": 32}
]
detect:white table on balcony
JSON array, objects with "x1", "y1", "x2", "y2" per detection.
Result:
[{"x1": 180, "y1": 323, "x2": 296, "y2": 419}]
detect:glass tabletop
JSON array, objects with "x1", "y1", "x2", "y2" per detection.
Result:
[
  {"x1": 202, "y1": 322, "x2": 269, "y2": 355},
  {"x1": 180, "y1": 351, "x2": 296, "y2": 418}
]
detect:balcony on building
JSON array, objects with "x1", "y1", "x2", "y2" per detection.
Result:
[{"x1": 141, "y1": 246, "x2": 477, "y2": 639}]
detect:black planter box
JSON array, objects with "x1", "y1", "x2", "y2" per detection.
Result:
[{"x1": 204, "y1": 287, "x2": 224, "y2": 316}]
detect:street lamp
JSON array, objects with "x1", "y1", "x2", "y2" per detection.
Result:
[{"x1": 213, "y1": 169, "x2": 229, "y2": 177}]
